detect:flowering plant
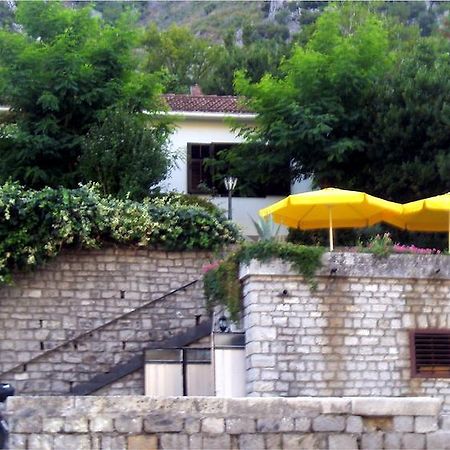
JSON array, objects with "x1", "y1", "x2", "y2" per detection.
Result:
[
  {"x1": 367, "y1": 232, "x2": 393, "y2": 257},
  {"x1": 393, "y1": 244, "x2": 441, "y2": 255},
  {"x1": 0, "y1": 182, "x2": 241, "y2": 285},
  {"x1": 202, "y1": 261, "x2": 221, "y2": 273}
]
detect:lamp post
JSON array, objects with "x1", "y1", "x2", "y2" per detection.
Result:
[
  {"x1": 224, "y1": 176, "x2": 237, "y2": 220},
  {"x1": 217, "y1": 315, "x2": 229, "y2": 333}
]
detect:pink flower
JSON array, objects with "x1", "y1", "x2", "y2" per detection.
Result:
[
  {"x1": 202, "y1": 261, "x2": 221, "y2": 273},
  {"x1": 393, "y1": 243, "x2": 440, "y2": 255}
]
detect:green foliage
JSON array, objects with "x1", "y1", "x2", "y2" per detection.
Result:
[
  {"x1": 365, "y1": 233, "x2": 394, "y2": 258},
  {"x1": 230, "y1": 3, "x2": 450, "y2": 216},
  {"x1": 91, "y1": 1, "x2": 147, "y2": 24},
  {"x1": 142, "y1": 1, "x2": 265, "y2": 42},
  {"x1": 142, "y1": 22, "x2": 289, "y2": 95},
  {"x1": 143, "y1": 24, "x2": 214, "y2": 94},
  {"x1": 204, "y1": 258, "x2": 241, "y2": 321},
  {"x1": 79, "y1": 108, "x2": 173, "y2": 200},
  {"x1": 361, "y1": 37, "x2": 450, "y2": 202},
  {"x1": 251, "y1": 216, "x2": 281, "y2": 241},
  {"x1": 204, "y1": 241, "x2": 325, "y2": 320},
  {"x1": 0, "y1": 182, "x2": 241, "y2": 285},
  {"x1": 148, "y1": 192, "x2": 222, "y2": 216},
  {"x1": 231, "y1": 4, "x2": 394, "y2": 189},
  {"x1": 0, "y1": 1, "x2": 168, "y2": 190}
]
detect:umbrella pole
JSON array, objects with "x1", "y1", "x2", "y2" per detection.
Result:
[{"x1": 328, "y1": 207, "x2": 334, "y2": 252}]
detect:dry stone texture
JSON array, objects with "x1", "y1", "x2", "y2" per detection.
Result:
[
  {"x1": 6, "y1": 396, "x2": 447, "y2": 449},
  {"x1": 0, "y1": 247, "x2": 212, "y2": 395},
  {"x1": 241, "y1": 253, "x2": 450, "y2": 407}
]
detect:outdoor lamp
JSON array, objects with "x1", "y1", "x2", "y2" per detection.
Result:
[
  {"x1": 224, "y1": 176, "x2": 238, "y2": 220},
  {"x1": 218, "y1": 315, "x2": 229, "y2": 333}
]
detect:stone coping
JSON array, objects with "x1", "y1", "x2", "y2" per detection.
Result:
[
  {"x1": 239, "y1": 252, "x2": 450, "y2": 281},
  {"x1": 7, "y1": 396, "x2": 442, "y2": 418}
]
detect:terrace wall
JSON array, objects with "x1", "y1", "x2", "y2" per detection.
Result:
[
  {"x1": 0, "y1": 247, "x2": 212, "y2": 394},
  {"x1": 6, "y1": 395, "x2": 450, "y2": 450},
  {"x1": 241, "y1": 253, "x2": 450, "y2": 406}
]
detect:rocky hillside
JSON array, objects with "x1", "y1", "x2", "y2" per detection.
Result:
[{"x1": 1, "y1": 1, "x2": 447, "y2": 42}]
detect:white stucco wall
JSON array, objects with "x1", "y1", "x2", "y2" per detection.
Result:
[
  {"x1": 160, "y1": 113, "x2": 311, "y2": 236},
  {"x1": 161, "y1": 116, "x2": 246, "y2": 193},
  {"x1": 206, "y1": 196, "x2": 285, "y2": 237}
]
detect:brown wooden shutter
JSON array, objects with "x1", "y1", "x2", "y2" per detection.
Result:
[{"x1": 410, "y1": 329, "x2": 450, "y2": 378}]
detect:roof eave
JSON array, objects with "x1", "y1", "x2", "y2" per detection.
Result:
[{"x1": 160, "y1": 110, "x2": 257, "y2": 121}]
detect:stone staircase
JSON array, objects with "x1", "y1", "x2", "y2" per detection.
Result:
[
  {"x1": 0, "y1": 280, "x2": 210, "y2": 395},
  {"x1": 71, "y1": 318, "x2": 212, "y2": 395}
]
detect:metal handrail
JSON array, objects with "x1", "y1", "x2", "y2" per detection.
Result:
[{"x1": 0, "y1": 279, "x2": 198, "y2": 378}]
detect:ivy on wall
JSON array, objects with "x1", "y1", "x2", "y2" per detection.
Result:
[
  {"x1": 204, "y1": 241, "x2": 325, "y2": 320},
  {"x1": 0, "y1": 182, "x2": 241, "y2": 284}
]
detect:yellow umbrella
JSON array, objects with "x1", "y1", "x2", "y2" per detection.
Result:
[
  {"x1": 259, "y1": 187, "x2": 402, "y2": 251},
  {"x1": 393, "y1": 192, "x2": 450, "y2": 252}
]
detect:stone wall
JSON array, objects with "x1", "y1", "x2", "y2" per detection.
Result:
[
  {"x1": 0, "y1": 247, "x2": 213, "y2": 395},
  {"x1": 7, "y1": 395, "x2": 450, "y2": 449},
  {"x1": 240, "y1": 253, "x2": 450, "y2": 404}
]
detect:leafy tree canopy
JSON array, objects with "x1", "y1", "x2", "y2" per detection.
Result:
[
  {"x1": 228, "y1": 5, "x2": 393, "y2": 193},
  {"x1": 229, "y1": 3, "x2": 450, "y2": 202},
  {"x1": 79, "y1": 108, "x2": 173, "y2": 200},
  {"x1": 0, "y1": 1, "x2": 170, "y2": 193},
  {"x1": 143, "y1": 24, "x2": 213, "y2": 94},
  {"x1": 142, "y1": 22, "x2": 290, "y2": 95}
]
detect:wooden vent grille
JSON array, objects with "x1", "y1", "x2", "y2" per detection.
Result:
[{"x1": 411, "y1": 330, "x2": 450, "y2": 378}]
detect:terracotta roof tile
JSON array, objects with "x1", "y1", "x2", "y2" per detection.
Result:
[{"x1": 162, "y1": 94, "x2": 252, "y2": 114}]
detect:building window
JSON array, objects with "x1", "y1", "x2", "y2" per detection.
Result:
[
  {"x1": 187, "y1": 143, "x2": 216, "y2": 194},
  {"x1": 410, "y1": 329, "x2": 450, "y2": 378},
  {"x1": 187, "y1": 142, "x2": 290, "y2": 197},
  {"x1": 188, "y1": 143, "x2": 235, "y2": 195}
]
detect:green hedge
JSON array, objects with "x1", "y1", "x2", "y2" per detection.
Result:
[{"x1": 0, "y1": 182, "x2": 241, "y2": 284}]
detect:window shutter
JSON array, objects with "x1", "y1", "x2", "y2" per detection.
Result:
[{"x1": 411, "y1": 330, "x2": 450, "y2": 378}]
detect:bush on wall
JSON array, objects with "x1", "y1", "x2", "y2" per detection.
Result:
[
  {"x1": 204, "y1": 241, "x2": 325, "y2": 320},
  {"x1": 0, "y1": 182, "x2": 241, "y2": 284}
]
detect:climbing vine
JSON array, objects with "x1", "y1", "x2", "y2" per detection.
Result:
[{"x1": 204, "y1": 241, "x2": 325, "y2": 320}]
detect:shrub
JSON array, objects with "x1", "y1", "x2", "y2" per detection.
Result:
[
  {"x1": 0, "y1": 182, "x2": 241, "y2": 284},
  {"x1": 148, "y1": 192, "x2": 222, "y2": 215},
  {"x1": 204, "y1": 241, "x2": 325, "y2": 320}
]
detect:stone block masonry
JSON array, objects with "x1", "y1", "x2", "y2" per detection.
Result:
[
  {"x1": 0, "y1": 247, "x2": 213, "y2": 395},
  {"x1": 240, "y1": 253, "x2": 450, "y2": 406},
  {"x1": 6, "y1": 395, "x2": 450, "y2": 449}
]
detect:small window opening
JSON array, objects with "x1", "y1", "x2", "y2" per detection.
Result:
[{"x1": 411, "y1": 329, "x2": 450, "y2": 378}]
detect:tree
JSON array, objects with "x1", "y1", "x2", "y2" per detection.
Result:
[
  {"x1": 201, "y1": 26, "x2": 290, "y2": 95},
  {"x1": 228, "y1": 4, "x2": 450, "y2": 203},
  {"x1": 361, "y1": 37, "x2": 450, "y2": 202},
  {"x1": 142, "y1": 22, "x2": 291, "y2": 95},
  {"x1": 79, "y1": 108, "x2": 173, "y2": 200},
  {"x1": 228, "y1": 4, "x2": 394, "y2": 194},
  {"x1": 0, "y1": 1, "x2": 169, "y2": 191},
  {"x1": 143, "y1": 24, "x2": 213, "y2": 94}
]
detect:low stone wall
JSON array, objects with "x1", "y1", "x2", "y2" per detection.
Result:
[
  {"x1": 0, "y1": 247, "x2": 212, "y2": 395},
  {"x1": 6, "y1": 395, "x2": 449, "y2": 449},
  {"x1": 240, "y1": 253, "x2": 450, "y2": 404}
]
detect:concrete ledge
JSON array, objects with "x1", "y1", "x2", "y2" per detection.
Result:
[
  {"x1": 8, "y1": 395, "x2": 443, "y2": 418},
  {"x1": 8, "y1": 396, "x2": 447, "y2": 449},
  {"x1": 239, "y1": 252, "x2": 450, "y2": 281},
  {"x1": 351, "y1": 397, "x2": 443, "y2": 416}
]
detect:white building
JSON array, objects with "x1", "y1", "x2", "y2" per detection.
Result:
[{"x1": 161, "y1": 89, "x2": 310, "y2": 236}]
